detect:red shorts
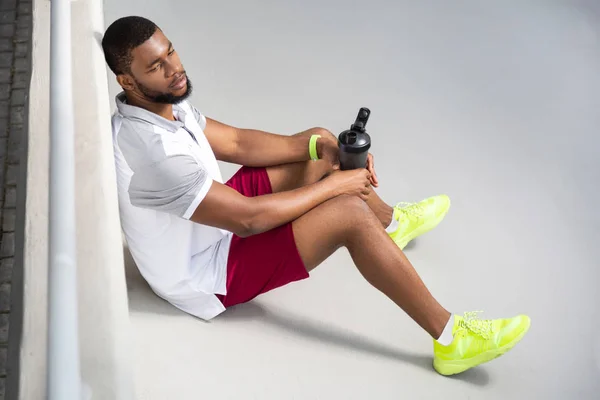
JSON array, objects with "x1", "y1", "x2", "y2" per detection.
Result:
[{"x1": 217, "y1": 166, "x2": 309, "y2": 308}]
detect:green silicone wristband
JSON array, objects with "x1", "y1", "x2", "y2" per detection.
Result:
[{"x1": 309, "y1": 134, "x2": 321, "y2": 161}]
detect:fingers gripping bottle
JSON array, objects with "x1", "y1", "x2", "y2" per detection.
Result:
[{"x1": 338, "y1": 107, "x2": 371, "y2": 170}]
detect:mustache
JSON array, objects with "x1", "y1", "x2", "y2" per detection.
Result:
[{"x1": 169, "y1": 72, "x2": 186, "y2": 87}]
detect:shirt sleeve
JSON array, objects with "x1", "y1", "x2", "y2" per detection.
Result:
[
  {"x1": 191, "y1": 105, "x2": 207, "y2": 130},
  {"x1": 128, "y1": 153, "x2": 213, "y2": 219}
]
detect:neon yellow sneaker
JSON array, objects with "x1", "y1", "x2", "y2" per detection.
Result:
[
  {"x1": 388, "y1": 195, "x2": 451, "y2": 250},
  {"x1": 433, "y1": 312, "x2": 531, "y2": 376}
]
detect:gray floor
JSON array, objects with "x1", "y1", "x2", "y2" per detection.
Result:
[{"x1": 103, "y1": 1, "x2": 600, "y2": 399}]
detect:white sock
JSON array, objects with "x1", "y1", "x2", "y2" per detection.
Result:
[
  {"x1": 436, "y1": 314, "x2": 455, "y2": 346},
  {"x1": 385, "y1": 210, "x2": 398, "y2": 233}
]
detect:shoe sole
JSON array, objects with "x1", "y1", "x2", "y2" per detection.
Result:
[
  {"x1": 433, "y1": 318, "x2": 531, "y2": 376},
  {"x1": 393, "y1": 202, "x2": 451, "y2": 250}
]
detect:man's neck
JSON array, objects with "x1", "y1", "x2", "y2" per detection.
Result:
[{"x1": 124, "y1": 91, "x2": 174, "y2": 121}]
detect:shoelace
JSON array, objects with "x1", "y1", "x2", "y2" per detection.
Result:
[
  {"x1": 394, "y1": 202, "x2": 425, "y2": 220},
  {"x1": 457, "y1": 311, "x2": 494, "y2": 339}
]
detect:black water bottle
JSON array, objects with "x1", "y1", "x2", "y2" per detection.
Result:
[{"x1": 338, "y1": 107, "x2": 372, "y2": 170}]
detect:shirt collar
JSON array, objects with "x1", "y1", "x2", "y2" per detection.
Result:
[{"x1": 115, "y1": 92, "x2": 188, "y2": 133}]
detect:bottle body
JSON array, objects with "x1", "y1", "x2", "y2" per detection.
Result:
[
  {"x1": 340, "y1": 151, "x2": 369, "y2": 171},
  {"x1": 338, "y1": 107, "x2": 372, "y2": 170},
  {"x1": 339, "y1": 145, "x2": 369, "y2": 170}
]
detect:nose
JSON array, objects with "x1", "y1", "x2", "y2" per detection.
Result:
[{"x1": 164, "y1": 60, "x2": 182, "y2": 77}]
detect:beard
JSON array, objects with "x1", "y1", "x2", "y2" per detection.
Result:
[{"x1": 135, "y1": 75, "x2": 193, "y2": 104}]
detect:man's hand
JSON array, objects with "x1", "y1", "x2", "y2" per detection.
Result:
[
  {"x1": 324, "y1": 169, "x2": 372, "y2": 201},
  {"x1": 318, "y1": 131, "x2": 379, "y2": 188},
  {"x1": 366, "y1": 153, "x2": 379, "y2": 187},
  {"x1": 318, "y1": 131, "x2": 341, "y2": 170}
]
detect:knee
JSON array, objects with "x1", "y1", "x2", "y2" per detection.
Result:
[
  {"x1": 328, "y1": 195, "x2": 377, "y2": 225},
  {"x1": 327, "y1": 195, "x2": 378, "y2": 245},
  {"x1": 313, "y1": 195, "x2": 378, "y2": 247},
  {"x1": 314, "y1": 127, "x2": 336, "y2": 140},
  {"x1": 296, "y1": 127, "x2": 335, "y2": 140},
  {"x1": 334, "y1": 194, "x2": 369, "y2": 209}
]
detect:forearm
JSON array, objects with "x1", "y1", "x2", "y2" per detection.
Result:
[
  {"x1": 245, "y1": 178, "x2": 334, "y2": 235},
  {"x1": 232, "y1": 127, "x2": 324, "y2": 167}
]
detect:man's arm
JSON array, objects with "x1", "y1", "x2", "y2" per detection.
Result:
[
  {"x1": 203, "y1": 117, "x2": 329, "y2": 166},
  {"x1": 192, "y1": 167, "x2": 371, "y2": 237},
  {"x1": 128, "y1": 150, "x2": 340, "y2": 236},
  {"x1": 191, "y1": 178, "x2": 335, "y2": 237},
  {"x1": 127, "y1": 145, "x2": 371, "y2": 237}
]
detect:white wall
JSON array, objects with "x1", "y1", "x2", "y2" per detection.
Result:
[{"x1": 19, "y1": 0, "x2": 135, "y2": 398}]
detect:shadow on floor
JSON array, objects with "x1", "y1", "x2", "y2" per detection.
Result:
[
  {"x1": 403, "y1": 238, "x2": 417, "y2": 251},
  {"x1": 219, "y1": 302, "x2": 490, "y2": 387},
  {"x1": 124, "y1": 245, "x2": 489, "y2": 387}
]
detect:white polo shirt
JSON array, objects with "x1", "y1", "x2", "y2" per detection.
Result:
[{"x1": 111, "y1": 92, "x2": 232, "y2": 320}]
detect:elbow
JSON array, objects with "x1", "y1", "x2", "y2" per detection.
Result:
[
  {"x1": 236, "y1": 213, "x2": 271, "y2": 238},
  {"x1": 234, "y1": 198, "x2": 267, "y2": 238},
  {"x1": 234, "y1": 216, "x2": 258, "y2": 238},
  {"x1": 234, "y1": 225, "x2": 253, "y2": 238},
  {"x1": 227, "y1": 128, "x2": 243, "y2": 163}
]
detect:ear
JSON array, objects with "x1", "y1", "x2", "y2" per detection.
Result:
[{"x1": 116, "y1": 74, "x2": 136, "y2": 91}]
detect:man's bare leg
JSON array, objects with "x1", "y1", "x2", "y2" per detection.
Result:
[
  {"x1": 291, "y1": 194, "x2": 450, "y2": 338},
  {"x1": 267, "y1": 129, "x2": 394, "y2": 227},
  {"x1": 268, "y1": 159, "x2": 393, "y2": 227}
]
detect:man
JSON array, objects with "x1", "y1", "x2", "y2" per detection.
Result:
[{"x1": 102, "y1": 16, "x2": 530, "y2": 377}]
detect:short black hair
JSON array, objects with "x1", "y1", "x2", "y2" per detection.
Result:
[{"x1": 102, "y1": 16, "x2": 159, "y2": 75}]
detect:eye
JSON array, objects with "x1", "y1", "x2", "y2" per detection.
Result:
[
  {"x1": 150, "y1": 63, "x2": 162, "y2": 72},
  {"x1": 168, "y1": 48, "x2": 175, "y2": 56}
]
